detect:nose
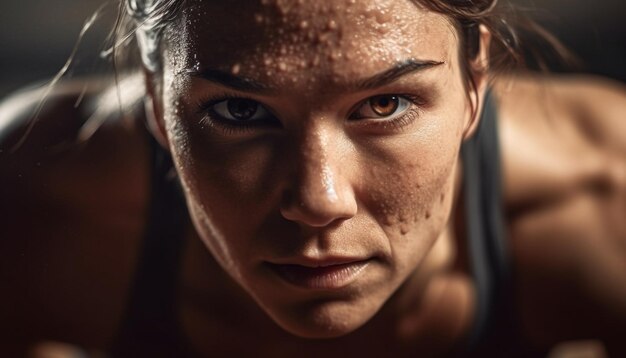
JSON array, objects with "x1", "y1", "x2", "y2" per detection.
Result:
[{"x1": 279, "y1": 128, "x2": 357, "y2": 227}]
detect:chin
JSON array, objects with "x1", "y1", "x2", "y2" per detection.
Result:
[{"x1": 265, "y1": 296, "x2": 383, "y2": 339}]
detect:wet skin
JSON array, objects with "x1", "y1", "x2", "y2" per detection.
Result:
[
  {"x1": 148, "y1": 0, "x2": 486, "y2": 338},
  {"x1": 2, "y1": 0, "x2": 626, "y2": 357}
]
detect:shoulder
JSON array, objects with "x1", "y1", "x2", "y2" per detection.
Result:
[
  {"x1": 0, "y1": 75, "x2": 151, "y2": 352},
  {"x1": 0, "y1": 74, "x2": 151, "y2": 227},
  {"x1": 493, "y1": 73, "x2": 626, "y2": 152},
  {"x1": 493, "y1": 73, "x2": 626, "y2": 206},
  {"x1": 493, "y1": 73, "x2": 626, "y2": 352},
  {"x1": 0, "y1": 74, "x2": 146, "y2": 154}
]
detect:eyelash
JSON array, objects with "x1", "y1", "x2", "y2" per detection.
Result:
[
  {"x1": 195, "y1": 93, "x2": 424, "y2": 135},
  {"x1": 196, "y1": 92, "x2": 275, "y2": 135}
]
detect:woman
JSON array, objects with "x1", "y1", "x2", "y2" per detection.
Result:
[{"x1": 1, "y1": 0, "x2": 625, "y2": 356}]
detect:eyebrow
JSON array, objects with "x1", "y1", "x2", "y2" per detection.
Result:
[
  {"x1": 355, "y1": 59, "x2": 444, "y2": 90},
  {"x1": 187, "y1": 58, "x2": 444, "y2": 93}
]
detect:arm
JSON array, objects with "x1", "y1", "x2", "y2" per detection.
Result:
[
  {"x1": 0, "y1": 78, "x2": 149, "y2": 355},
  {"x1": 496, "y1": 74, "x2": 626, "y2": 354}
]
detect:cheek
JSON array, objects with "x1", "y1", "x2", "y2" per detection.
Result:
[
  {"x1": 365, "y1": 145, "x2": 458, "y2": 240},
  {"x1": 361, "y1": 105, "x2": 465, "y2": 242},
  {"x1": 167, "y1": 119, "x2": 280, "y2": 238}
]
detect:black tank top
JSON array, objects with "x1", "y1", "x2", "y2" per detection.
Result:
[{"x1": 110, "y1": 90, "x2": 543, "y2": 357}]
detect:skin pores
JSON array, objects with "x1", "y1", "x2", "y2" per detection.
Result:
[{"x1": 153, "y1": 0, "x2": 473, "y2": 338}]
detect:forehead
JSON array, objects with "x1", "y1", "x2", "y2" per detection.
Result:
[{"x1": 166, "y1": 0, "x2": 457, "y2": 89}]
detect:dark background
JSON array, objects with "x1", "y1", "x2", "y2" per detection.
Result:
[{"x1": 0, "y1": 0, "x2": 624, "y2": 99}]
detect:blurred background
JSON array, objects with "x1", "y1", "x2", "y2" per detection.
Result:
[{"x1": 0, "y1": 0, "x2": 624, "y2": 99}]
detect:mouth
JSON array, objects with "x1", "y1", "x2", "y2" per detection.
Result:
[{"x1": 266, "y1": 258, "x2": 372, "y2": 290}]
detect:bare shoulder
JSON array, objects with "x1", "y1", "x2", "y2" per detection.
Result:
[
  {"x1": 493, "y1": 73, "x2": 626, "y2": 352},
  {"x1": 493, "y1": 72, "x2": 626, "y2": 206},
  {"x1": 494, "y1": 73, "x2": 626, "y2": 152},
  {"x1": 0, "y1": 76, "x2": 150, "y2": 354}
]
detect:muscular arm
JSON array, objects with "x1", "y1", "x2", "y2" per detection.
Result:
[
  {"x1": 570, "y1": 76, "x2": 626, "y2": 356},
  {"x1": 496, "y1": 74, "x2": 626, "y2": 353},
  {"x1": 0, "y1": 78, "x2": 149, "y2": 355}
]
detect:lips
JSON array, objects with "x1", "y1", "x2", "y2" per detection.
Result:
[{"x1": 267, "y1": 259, "x2": 371, "y2": 290}]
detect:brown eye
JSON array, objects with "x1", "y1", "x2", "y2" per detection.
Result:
[
  {"x1": 211, "y1": 98, "x2": 271, "y2": 122},
  {"x1": 369, "y1": 95, "x2": 399, "y2": 116},
  {"x1": 227, "y1": 99, "x2": 258, "y2": 120},
  {"x1": 350, "y1": 94, "x2": 411, "y2": 121}
]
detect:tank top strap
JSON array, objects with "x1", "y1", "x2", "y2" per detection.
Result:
[{"x1": 459, "y1": 88, "x2": 512, "y2": 352}]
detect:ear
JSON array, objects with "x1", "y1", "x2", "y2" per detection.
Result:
[
  {"x1": 143, "y1": 68, "x2": 170, "y2": 149},
  {"x1": 462, "y1": 24, "x2": 492, "y2": 141}
]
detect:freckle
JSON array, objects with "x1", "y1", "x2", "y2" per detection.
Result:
[
  {"x1": 425, "y1": 211, "x2": 431, "y2": 219},
  {"x1": 440, "y1": 193, "x2": 445, "y2": 203}
]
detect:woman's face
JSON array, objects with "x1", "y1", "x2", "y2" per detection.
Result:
[{"x1": 155, "y1": 0, "x2": 476, "y2": 338}]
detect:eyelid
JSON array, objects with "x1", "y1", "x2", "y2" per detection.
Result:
[{"x1": 196, "y1": 92, "x2": 266, "y2": 115}]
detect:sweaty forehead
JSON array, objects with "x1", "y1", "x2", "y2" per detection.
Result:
[{"x1": 167, "y1": 0, "x2": 456, "y2": 89}]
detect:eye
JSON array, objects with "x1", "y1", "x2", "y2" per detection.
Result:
[
  {"x1": 211, "y1": 98, "x2": 271, "y2": 122},
  {"x1": 350, "y1": 95, "x2": 411, "y2": 120}
]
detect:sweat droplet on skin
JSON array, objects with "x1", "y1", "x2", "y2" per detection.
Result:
[
  {"x1": 329, "y1": 50, "x2": 343, "y2": 61},
  {"x1": 375, "y1": 9, "x2": 392, "y2": 24},
  {"x1": 231, "y1": 63, "x2": 241, "y2": 75}
]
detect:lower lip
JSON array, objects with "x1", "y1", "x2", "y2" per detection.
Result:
[{"x1": 268, "y1": 260, "x2": 371, "y2": 290}]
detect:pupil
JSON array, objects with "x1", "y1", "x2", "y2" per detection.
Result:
[
  {"x1": 227, "y1": 99, "x2": 258, "y2": 120},
  {"x1": 370, "y1": 95, "x2": 398, "y2": 116}
]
